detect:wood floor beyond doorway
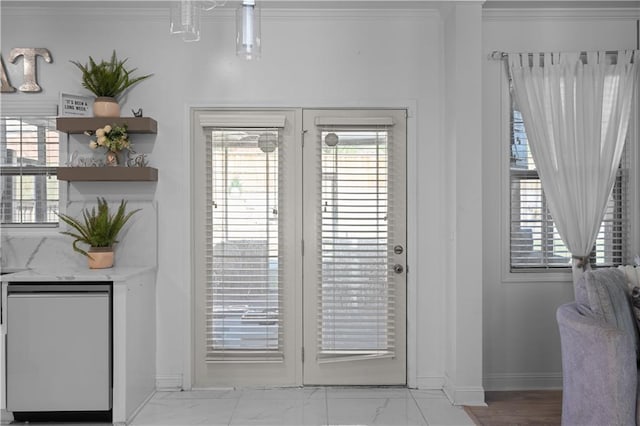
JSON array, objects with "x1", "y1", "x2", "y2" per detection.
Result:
[{"x1": 463, "y1": 390, "x2": 562, "y2": 426}]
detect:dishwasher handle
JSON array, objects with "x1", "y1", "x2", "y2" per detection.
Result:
[{"x1": 8, "y1": 283, "x2": 111, "y2": 294}]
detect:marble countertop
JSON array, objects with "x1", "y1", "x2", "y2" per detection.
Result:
[{"x1": 0, "y1": 265, "x2": 156, "y2": 283}]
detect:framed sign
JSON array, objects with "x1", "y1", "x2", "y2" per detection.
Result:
[{"x1": 59, "y1": 92, "x2": 93, "y2": 117}]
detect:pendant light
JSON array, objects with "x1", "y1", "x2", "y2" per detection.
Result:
[
  {"x1": 170, "y1": 1, "x2": 226, "y2": 43},
  {"x1": 236, "y1": 0, "x2": 261, "y2": 60},
  {"x1": 169, "y1": 0, "x2": 263, "y2": 59},
  {"x1": 169, "y1": 0, "x2": 201, "y2": 42}
]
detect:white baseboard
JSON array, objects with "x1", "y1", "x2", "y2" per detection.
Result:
[
  {"x1": 415, "y1": 375, "x2": 445, "y2": 390},
  {"x1": 443, "y1": 375, "x2": 486, "y2": 406},
  {"x1": 156, "y1": 374, "x2": 184, "y2": 391},
  {"x1": 483, "y1": 372, "x2": 563, "y2": 391}
]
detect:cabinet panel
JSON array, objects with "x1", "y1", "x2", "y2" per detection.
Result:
[{"x1": 7, "y1": 291, "x2": 111, "y2": 411}]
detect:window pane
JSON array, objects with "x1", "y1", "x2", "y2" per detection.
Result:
[
  {"x1": 1, "y1": 117, "x2": 59, "y2": 225},
  {"x1": 318, "y1": 127, "x2": 394, "y2": 358},
  {"x1": 509, "y1": 109, "x2": 627, "y2": 269},
  {"x1": 206, "y1": 129, "x2": 282, "y2": 360}
]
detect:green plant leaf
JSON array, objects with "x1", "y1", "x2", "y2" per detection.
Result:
[
  {"x1": 70, "y1": 50, "x2": 152, "y2": 100},
  {"x1": 57, "y1": 197, "x2": 141, "y2": 259}
]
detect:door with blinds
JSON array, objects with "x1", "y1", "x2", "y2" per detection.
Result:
[
  {"x1": 302, "y1": 109, "x2": 407, "y2": 385},
  {"x1": 192, "y1": 110, "x2": 300, "y2": 386}
]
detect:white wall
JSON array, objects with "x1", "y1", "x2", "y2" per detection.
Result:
[
  {"x1": 1, "y1": 1, "x2": 487, "y2": 401},
  {"x1": 8, "y1": 0, "x2": 634, "y2": 400},
  {"x1": 481, "y1": 5, "x2": 640, "y2": 390}
]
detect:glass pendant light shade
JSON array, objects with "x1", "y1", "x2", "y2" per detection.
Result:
[
  {"x1": 202, "y1": 0, "x2": 227, "y2": 10},
  {"x1": 170, "y1": 0, "x2": 201, "y2": 42},
  {"x1": 236, "y1": 0, "x2": 261, "y2": 60}
]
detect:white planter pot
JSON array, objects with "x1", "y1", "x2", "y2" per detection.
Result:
[{"x1": 93, "y1": 97, "x2": 120, "y2": 117}]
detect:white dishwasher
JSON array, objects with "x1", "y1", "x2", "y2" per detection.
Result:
[{"x1": 6, "y1": 283, "x2": 111, "y2": 417}]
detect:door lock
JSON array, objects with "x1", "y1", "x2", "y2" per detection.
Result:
[
  {"x1": 393, "y1": 264, "x2": 404, "y2": 274},
  {"x1": 393, "y1": 245, "x2": 404, "y2": 255}
]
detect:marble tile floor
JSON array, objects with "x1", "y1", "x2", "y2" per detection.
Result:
[
  {"x1": 8, "y1": 387, "x2": 475, "y2": 426},
  {"x1": 128, "y1": 387, "x2": 476, "y2": 426}
]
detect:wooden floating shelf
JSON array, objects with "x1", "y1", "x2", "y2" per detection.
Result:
[
  {"x1": 57, "y1": 167, "x2": 158, "y2": 182},
  {"x1": 56, "y1": 117, "x2": 157, "y2": 134}
]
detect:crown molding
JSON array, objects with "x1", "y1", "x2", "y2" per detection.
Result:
[
  {"x1": 483, "y1": 6, "x2": 640, "y2": 20},
  {"x1": 0, "y1": 2, "x2": 441, "y2": 20}
]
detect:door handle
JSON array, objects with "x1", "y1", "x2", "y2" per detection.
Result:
[{"x1": 393, "y1": 264, "x2": 404, "y2": 274}]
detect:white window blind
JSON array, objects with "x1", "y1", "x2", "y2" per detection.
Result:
[
  {"x1": 510, "y1": 109, "x2": 628, "y2": 270},
  {"x1": 315, "y1": 121, "x2": 396, "y2": 362},
  {"x1": 0, "y1": 116, "x2": 59, "y2": 225},
  {"x1": 206, "y1": 125, "x2": 284, "y2": 362}
]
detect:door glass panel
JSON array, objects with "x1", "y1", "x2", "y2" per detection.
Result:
[
  {"x1": 207, "y1": 129, "x2": 282, "y2": 361},
  {"x1": 317, "y1": 126, "x2": 394, "y2": 361}
]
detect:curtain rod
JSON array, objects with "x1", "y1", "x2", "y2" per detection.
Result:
[{"x1": 489, "y1": 50, "x2": 629, "y2": 61}]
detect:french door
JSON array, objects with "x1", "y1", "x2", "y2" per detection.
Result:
[
  {"x1": 192, "y1": 109, "x2": 301, "y2": 386},
  {"x1": 193, "y1": 108, "x2": 406, "y2": 387},
  {"x1": 302, "y1": 109, "x2": 407, "y2": 385}
]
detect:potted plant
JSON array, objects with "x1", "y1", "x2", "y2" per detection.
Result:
[
  {"x1": 70, "y1": 50, "x2": 152, "y2": 117},
  {"x1": 57, "y1": 198, "x2": 141, "y2": 269}
]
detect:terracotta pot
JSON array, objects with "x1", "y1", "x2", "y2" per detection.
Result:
[
  {"x1": 93, "y1": 97, "x2": 120, "y2": 117},
  {"x1": 88, "y1": 247, "x2": 114, "y2": 269}
]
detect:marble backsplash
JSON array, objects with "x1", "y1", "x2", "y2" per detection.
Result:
[{"x1": 1, "y1": 200, "x2": 157, "y2": 270}]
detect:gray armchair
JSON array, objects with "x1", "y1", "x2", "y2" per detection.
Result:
[{"x1": 557, "y1": 268, "x2": 639, "y2": 426}]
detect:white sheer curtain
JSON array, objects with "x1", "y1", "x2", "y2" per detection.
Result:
[{"x1": 508, "y1": 50, "x2": 638, "y2": 287}]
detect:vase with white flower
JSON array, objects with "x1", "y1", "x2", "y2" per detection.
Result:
[{"x1": 86, "y1": 123, "x2": 133, "y2": 166}]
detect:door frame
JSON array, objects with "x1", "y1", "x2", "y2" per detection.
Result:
[{"x1": 186, "y1": 102, "x2": 418, "y2": 389}]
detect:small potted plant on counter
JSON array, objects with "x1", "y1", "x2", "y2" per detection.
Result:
[
  {"x1": 57, "y1": 198, "x2": 140, "y2": 269},
  {"x1": 70, "y1": 50, "x2": 152, "y2": 117}
]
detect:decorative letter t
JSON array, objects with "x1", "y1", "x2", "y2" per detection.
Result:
[{"x1": 9, "y1": 48, "x2": 53, "y2": 92}]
